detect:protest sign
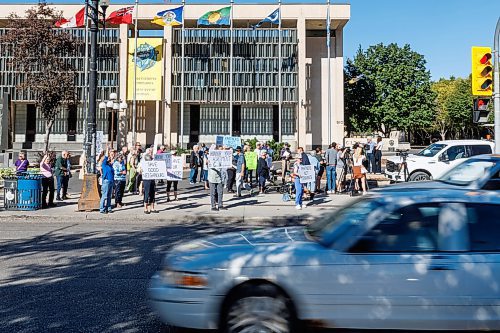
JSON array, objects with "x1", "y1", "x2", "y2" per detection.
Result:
[
  {"x1": 154, "y1": 153, "x2": 172, "y2": 168},
  {"x1": 96, "y1": 131, "x2": 104, "y2": 155},
  {"x1": 245, "y1": 151, "x2": 257, "y2": 170},
  {"x1": 208, "y1": 149, "x2": 233, "y2": 169},
  {"x1": 298, "y1": 165, "x2": 315, "y2": 184},
  {"x1": 152, "y1": 133, "x2": 162, "y2": 156},
  {"x1": 140, "y1": 160, "x2": 168, "y2": 180},
  {"x1": 166, "y1": 156, "x2": 183, "y2": 181},
  {"x1": 215, "y1": 135, "x2": 241, "y2": 149}
]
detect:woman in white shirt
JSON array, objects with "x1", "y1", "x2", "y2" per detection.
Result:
[{"x1": 352, "y1": 147, "x2": 368, "y2": 195}]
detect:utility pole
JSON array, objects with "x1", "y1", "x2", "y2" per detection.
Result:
[{"x1": 494, "y1": 17, "x2": 500, "y2": 154}]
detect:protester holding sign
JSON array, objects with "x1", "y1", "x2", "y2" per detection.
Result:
[
  {"x1": 139, "y1": 149, "x2": 158, "y2": 214},
  {"x1": 208, "y1": 147, "x2": 226, "y2": 211},
  {"x1": 244, "y1": 147, "x2": 257, "y2": 186},
  {"x1": 292, "y1": 155, "x2": 304, "y2": 210}
]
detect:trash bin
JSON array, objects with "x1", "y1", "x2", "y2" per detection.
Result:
[
  {"x1": 16, "y1": 174, "x2": 43, "y2": 211},
  {"x1": 3, "y1": 177, "x2": 18, "y2": 210}
]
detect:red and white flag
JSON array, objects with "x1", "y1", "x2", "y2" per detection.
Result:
[
  {"x1": 106, "y1": 6, "x2": 134, "y2": 25},
  {"x1": 55, "y1": 7, "x2": 85, "y2": 28}
]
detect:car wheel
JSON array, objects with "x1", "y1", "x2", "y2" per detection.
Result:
[
  {"x1": 222, "y1": 284, "x2": 297, "y2": 333},
  {"x1": 409, "y1": 171, "x2": 431, "y2": 182}
]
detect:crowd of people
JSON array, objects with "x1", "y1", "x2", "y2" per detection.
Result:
[{"x1": 12, "y1": 136, "x2": 384, "y2": 212}]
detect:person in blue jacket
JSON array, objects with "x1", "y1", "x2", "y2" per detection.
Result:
[{"x1": 100, "y1": 146, "x2": 115, "y2": 214}]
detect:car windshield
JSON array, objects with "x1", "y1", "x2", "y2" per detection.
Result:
[
  {"x1": 438, "y1": 160, "x2": 496, "y2": 186},
  {"x1": 416, "y1": 143, "x2": 447, "y2": 157},
  {"x1": 305, "y1": 199, "x2": 382, "y2": 245}
]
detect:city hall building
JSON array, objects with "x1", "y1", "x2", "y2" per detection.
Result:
[{"x1": 0, "y1": 3, "x2": 350, "y2": 152}]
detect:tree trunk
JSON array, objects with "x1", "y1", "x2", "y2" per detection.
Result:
[{"x1": 44, "y1": 119, "x2": 54, "y2": 153}]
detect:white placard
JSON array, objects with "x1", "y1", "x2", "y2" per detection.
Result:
[
  {"x1": 298, "y1": 165, "x2": 315, "y2": 184},
  {"x1": 96, "y1": 131, "x2": 104, "y2": 155},
  {"x1": 140, "y1": 160, "x2": 168, "y2": 180},
  {"x1": 208, "y1": 149, "x2": 233, "y2": 169},
  {"x1": 152, "y1": 133, "x2": 162, "y2": 156},
  {"x1": 167, "y1": 156, "x2": 183, "y2": 181},
  {"x1": 154, "y1": 153, "x2": 172, "y2": 168}
]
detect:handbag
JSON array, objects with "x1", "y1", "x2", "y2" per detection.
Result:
[{"x1": 361, "y1": 166, "x2": 368, "y2": 174}]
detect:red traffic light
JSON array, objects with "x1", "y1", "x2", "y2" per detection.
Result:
[{"x1": 480, "y1": 53, "x2": 492, "y2": 64}]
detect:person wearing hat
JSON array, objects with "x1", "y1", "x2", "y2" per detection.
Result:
[
  {"x1": 257, "y1": 149, "x2": 270, "y2": 194},
  {"x1": 166, "y1": 150, "x2": 179, "y2": 202}
]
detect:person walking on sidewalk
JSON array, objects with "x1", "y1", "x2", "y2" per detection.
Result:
[
  {"x1": 113, "y1": 153, "x2": 126, "y2": 208},
  {"x1": 324, "y1": 143, "x2": 338, "y2": 194},
  {"x1": 99, "y1": 147, "x2": 115, "y2": 214},
  {"x1": 40, "y1": 152, "x2": 56, "y2": 208},
  {"x1": 55, "y1": 151, "x2": 69, "y2": 201},
  {"x1": 189, "y1": 145, "x2": 201, "y2": 184}
]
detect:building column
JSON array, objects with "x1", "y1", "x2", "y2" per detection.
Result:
[
  {"x1": 118, "y1": 24, "x2": 128, "y2": 148},
  {"x1": 332, "y1": 28, "x2": 344, "y2": 146},
  {"x1": 297, "y1": 17, "x2": 307, "y2": 150}
]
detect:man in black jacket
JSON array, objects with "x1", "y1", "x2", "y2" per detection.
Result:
[
  {"x1": 257, "y1": 150, "x2": 270, "y2": 194},
  {"x1": 189, "y1": 145, "x2": 201, "y2": 184}
]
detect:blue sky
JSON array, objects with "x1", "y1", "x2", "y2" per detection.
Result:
[{"x1": 8, "y1": 0, "x2": 500, "y2": 80}]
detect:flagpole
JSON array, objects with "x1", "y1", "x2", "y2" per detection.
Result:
[
  {"x1": 132, "y1": 0, "x2": 139, "y2": 145},
  {"x1": 229, "y1": 0, "x2": 234, "y2": 136},
  {"x1": 180, "y1": 0, "x2": 185, "y2": 148},
  {"x1": 278, "y1": 0, "x2": 282, "y2": 143},
  {"x1": 83, "y1": 0, "x2": 89, "y2": 158},
  {"x1": 326, "y1": 0, "x2": 332, "y2": 145}
]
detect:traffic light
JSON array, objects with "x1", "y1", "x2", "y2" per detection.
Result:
[
  {"x1": 471, "y1": 46, "x2": 493, "y2": 96},
  {"x1": 472, "y1": 97, "x2": 491, "y2": 123}
]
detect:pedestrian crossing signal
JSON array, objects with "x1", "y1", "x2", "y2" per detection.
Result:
[
  {"x1": 472, "y1": 98, "x2": 491, "y2": 123},
  {"x1": 471, "y1": 46, "x2": 493, "y2": 96}
]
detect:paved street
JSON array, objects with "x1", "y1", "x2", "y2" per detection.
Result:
[{"x1": 0, "y1": 178, "x2": 357, "y2": 333}]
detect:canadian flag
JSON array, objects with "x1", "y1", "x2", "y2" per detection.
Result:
[
  {"x1": 106, "y1": 6, "x2": 134, "y2": 25},
  {"x1": 55, "y1": 7, "x2": 85, "y2": 28}
]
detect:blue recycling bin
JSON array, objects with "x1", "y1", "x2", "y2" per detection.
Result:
[{"x1": 16, "y1": 174, "x2": 43, "y2": 211}]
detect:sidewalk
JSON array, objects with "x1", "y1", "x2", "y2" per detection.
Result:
[{"x1": 0, "y1": 178, "x2": 359, "y2": 224}]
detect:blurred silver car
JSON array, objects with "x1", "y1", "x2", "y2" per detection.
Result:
[{"x1": 149, "y1": 190, "x2": 500, "y2": 332}]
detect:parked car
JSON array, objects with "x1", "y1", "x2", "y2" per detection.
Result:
[
  {"x1": 376, "y1": 154, "x2": 500, "y2": 192},
  {"x1": 149, "y1": 190, "x2": 500, "y2": 332},
  {"x1": 385, "y1": 140, "x2": 494, "y2": 182}
]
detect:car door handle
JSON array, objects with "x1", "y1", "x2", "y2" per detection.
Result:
[{"x1": 429, "y1": 264, "x2": 455, "y2": 271}]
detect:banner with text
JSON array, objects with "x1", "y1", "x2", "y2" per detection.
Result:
[
  {"x1": 245, "y1": 152, "x2": 257, "y2": 170},
  {"x1": 154, "y1": 153, "x2": 172, "y2": 169},
  {"x1": 298, "y1": 165, "x2": 316, "y2": 184},
  {"x1": 216, "y1": 135, "x2": 241, "y2": 149},
  {"x1": 141, "y1": 160, "x2": 168, "y2": 180},
  {"x1": 167, "y1": 156, "x2": 183, "y2": 181},
  {"x1": 208, "y1": 149, "x2": 233, "y2": 169},
  {"x1": 127, "y1": 38, "x2": 163, "y2": 101}
]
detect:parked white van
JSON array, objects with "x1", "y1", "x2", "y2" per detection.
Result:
[{"x1": 385, "y1": 140, "x2": 495, "y2": 182}]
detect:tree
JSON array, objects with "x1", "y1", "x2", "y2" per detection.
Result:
[
  {"x1": 345, "y1": 43, "x2": 436, "y2": 138},
  {"x1": 0, "y1": 3, "x2": 78, "y2": 152}
]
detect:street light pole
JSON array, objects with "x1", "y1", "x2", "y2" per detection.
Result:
[{"x1": 494, "y1": 17, "x2": 500, "y2": 154}]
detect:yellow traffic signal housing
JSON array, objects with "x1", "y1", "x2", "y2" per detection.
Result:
[{"x1": 471, "y1": 46, "x2": 493, "y2": 96}]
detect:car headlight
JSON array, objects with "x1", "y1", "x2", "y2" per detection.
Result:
[{"x1": 160, "y1": 268, "x2": 208, "y2": 289}]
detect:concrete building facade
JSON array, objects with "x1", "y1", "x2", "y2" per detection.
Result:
[{"x1": 0, "y1": 3, "x2": 350, "y2": 152}]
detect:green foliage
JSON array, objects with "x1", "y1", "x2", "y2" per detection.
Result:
[
  {"x1": 345, "y1": 43, "x2": 436, "y2": 136},
  {"x1": 0, "y1": 168, "x2": 15, "y2": 179},
  {"x1": 266, "y1": 139, "x2": 285, "y2": 161},
  {"x1": 243, "y1": 138, "x2": 258, "y2": 150}
]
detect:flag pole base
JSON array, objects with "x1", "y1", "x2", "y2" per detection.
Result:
[{"x1": 77, "y1": 174, "x2": 100, "y2": 212}]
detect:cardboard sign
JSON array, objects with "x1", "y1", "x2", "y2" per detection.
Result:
[
  {"x1": 216, "y1": 135, "x2": 241, "y2": 149},
  {"x1": 245, "y1": 151, "x2": 257, "y2": 170},
  {"x1": 140, "y1": 160, "x2": 168, "y2": 180},
  {"x1": 208, "y1": 149, "x2": 233, "y2": 169},
  {"x1": 96, "y1": 131, "x2": 104, "y2": 155},
  {"x1": 298, "y1": 165, "x2": 315, "y2": 184},
  {"x1": 167, "y1": 156, "x2": 183, "y2": 181},
  {"x1": 154, "y1": 153, "x2": 172, "y2": 168}
]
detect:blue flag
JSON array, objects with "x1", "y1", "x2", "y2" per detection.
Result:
[{"x1": 253, "y1": 8, "x2": 280, "y2": 28}]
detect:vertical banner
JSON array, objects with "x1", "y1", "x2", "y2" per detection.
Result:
[
  {"x1": 96, "y1": 131, "x2": 104, "y2": 155},
  {"x1": 127, "y1": 38, "x2": 163, "y2": 101}
]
